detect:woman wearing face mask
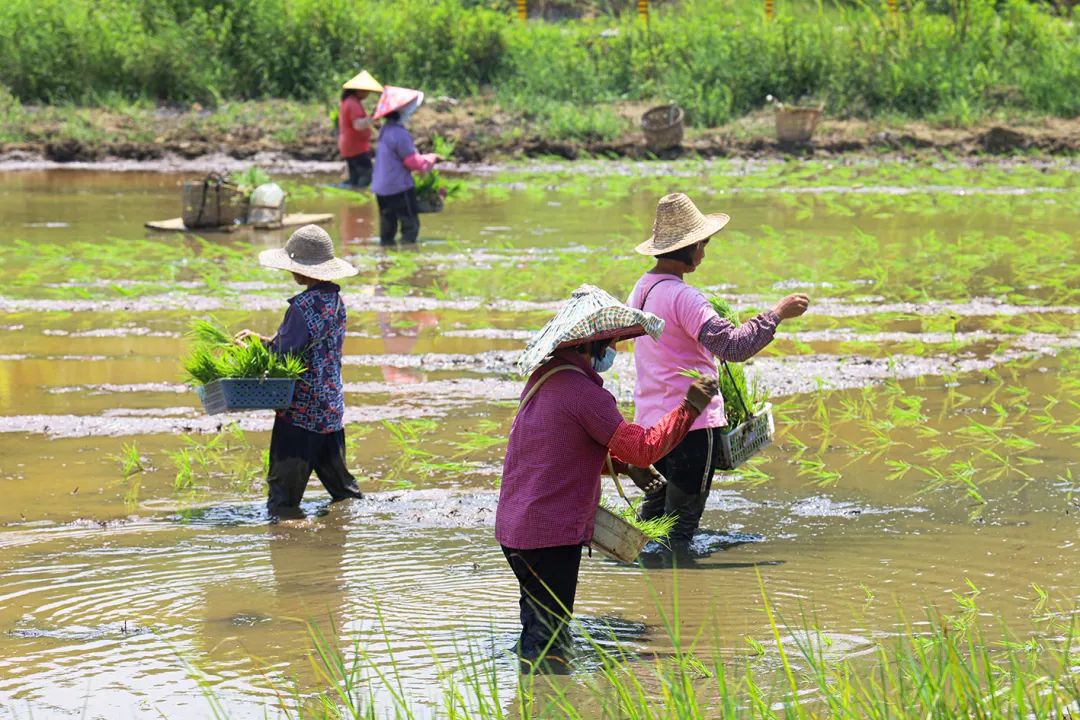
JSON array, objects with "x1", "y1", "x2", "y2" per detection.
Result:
[
  {"x1": 370, "y1": 85, "x2": 439, "y2": 246},
  {"x1": 628, "y1": 193, "x2": 810, "y2": 553},
  {"x1": 497, "y1": 284, "x2": 718, "y2": 673}
]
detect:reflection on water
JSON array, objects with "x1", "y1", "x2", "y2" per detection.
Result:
[{"x1": 0, "y1": 167, "x2": 1077, "y2": 717}]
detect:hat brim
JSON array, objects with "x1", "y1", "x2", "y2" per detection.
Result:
[
  {"x1": 635, "y1": 212, "x2": 730, "y2": 256},
  {"x1": 554, "y1": 325, "x2": 648, "y2": 349},
  {"x1": 259, "y1": 249, "x2": 359, "y2": 281}
]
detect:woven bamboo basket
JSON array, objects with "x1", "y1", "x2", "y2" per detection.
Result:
[
  {"x1": 182, "y1": 173, "x2": 249, "y2": 228},
  {"x1": 775, "y1": 106, "x2": 822, "y2": 144},
  {"x1": 641, "y1": 104, "x2": 685, "y2": 151}
]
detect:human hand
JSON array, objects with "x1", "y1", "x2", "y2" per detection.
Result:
[
  {"x1": 685, "y1": 377, "x2": 719, "y2": 412},
  {"x1": 626, "y1": 465, "x2": 667, "y2": 494},
  {"x1": 233, "y1": 329, "x2": 269, "y2": 345},
  {"x1": 772, "y1": 293, "x2": 810, "y2": 320}
]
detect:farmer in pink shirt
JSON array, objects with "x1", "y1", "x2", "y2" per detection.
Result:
[
  {"x1": 497, "y1": 285, "x2": 718, "y2": 673},
  {"x1": 628, "y1": 193, "x2": 810, "y2": 553}
]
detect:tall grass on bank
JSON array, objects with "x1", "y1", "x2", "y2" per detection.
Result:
[
  {"x1": 234, "y1": 589, "x2": 1080, "y2": 719},
  {"x1": 0, "y1": 0, "x2": 1077, "y2": 124}
]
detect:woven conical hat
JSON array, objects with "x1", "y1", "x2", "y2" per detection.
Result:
[
  {"x1": 342, "y1": 70, "x2": 383, "y2": 93},
  {"x1": 635, "y1": 193, "x2": 730, "y2": 256},
  {"x1": 373, "y1": 86, "x2": 423, "y2": 120},
  {"x1": 516, "y1": 284, "x2": 664, "y2": 375}
]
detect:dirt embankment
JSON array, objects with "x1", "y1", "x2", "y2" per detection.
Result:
[{"x1": 2, "y1": 99, "x2": 1079, "y2": 169}]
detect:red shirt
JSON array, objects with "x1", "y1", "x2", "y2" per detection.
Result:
[{"x1": 338, "y1": 95, "x2": 371, "y2": 158}]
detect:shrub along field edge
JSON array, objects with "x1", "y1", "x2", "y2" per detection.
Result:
[{"x1": 1, "y1": 0, "x2": 1078, "y2": 124}]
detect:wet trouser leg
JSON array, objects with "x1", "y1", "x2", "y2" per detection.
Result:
[
  {"x1": 501, "y1": 544, "x2": 581, "y2": 667},
  {"x1": 398, "y1": 214, "x2": 420, "y2": 244},
  {"x1": 638, "y1": 428, "x2": 718, "y2": 550},
  {"x1": 376, "y1": 188, "x2": 420, "y2": 245},
  {"x1": 345, "y1": 152, "x2": 372, "y2": 187},
  {"x1": 376, "y1": 194, "x2": 398, "y2": 245},
  {"x1": 312, "y1": 429, "x2": 363, "y2": 502},
  {"x1": 266, "y1": 418, "x2": 362, "y2": 518}
]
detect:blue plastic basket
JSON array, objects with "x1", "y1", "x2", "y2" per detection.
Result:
[{"x1": 195, "y1": 378, "x2": 297, "y2": 415}]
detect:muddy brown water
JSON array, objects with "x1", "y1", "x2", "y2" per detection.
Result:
[{"x1": 0, "y1": 168, "x2": 1077, "y2": 718}]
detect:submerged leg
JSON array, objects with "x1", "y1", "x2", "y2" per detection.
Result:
[{"x1": 501, "y1": 545, "x2": 581, "y2": 670}]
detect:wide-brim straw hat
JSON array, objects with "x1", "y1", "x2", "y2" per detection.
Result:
[
  {"x1": 342, "y1": 70, "x2": 383, "y2": 93},
  {"x1": 635, "y1": 192, "x2": 730, "y2": 256},
  {"x1": 259, "y1": 224, "x2": 359, "y2": 282},
  {"x1": 516, "y1": 284, "x2": 664, "y2": 375},
  {"x1": 373, "y1": 86, "x2": 424, "y2": 120}
]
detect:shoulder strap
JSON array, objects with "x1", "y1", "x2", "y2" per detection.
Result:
[
  {"x1": 517, "y1": 364, "x2": 587, "y2": 413},
  {"x1": 636, "y1": 277, "x2": 677, "y2": 311}
]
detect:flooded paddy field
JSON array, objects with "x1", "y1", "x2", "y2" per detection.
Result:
[{"x1": 0, "y1": 162, "x2": 1078, "y2": 717}]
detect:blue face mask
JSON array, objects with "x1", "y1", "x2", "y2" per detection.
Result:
[{"x1": 592, "y1": 346, "x2": 617, "y2": 373}]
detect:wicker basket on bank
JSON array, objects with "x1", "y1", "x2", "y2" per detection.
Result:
[
  {"x1": 775, "y1": 106, "x2": 822, "y2": 144},
  {"x1": 641, "y1": 104, "x2": 685, "y2": 152}
]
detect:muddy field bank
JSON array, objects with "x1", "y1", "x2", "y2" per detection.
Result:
[{"x1": 3, "y1": 100, "x2": 1080, "y2": 170}]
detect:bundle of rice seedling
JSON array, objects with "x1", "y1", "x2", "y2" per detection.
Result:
[
  {"x1": 181, "y1": 319, "x2": 306, "y2": 386},
  {"x1": 602, "y1": 498, "x2": 677, "y2": 541},
  {"x1": 708, "y1": 296, "x2": 769, "y2": 427}
]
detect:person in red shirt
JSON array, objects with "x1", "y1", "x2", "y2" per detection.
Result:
[
  {"x1": 337, "y1": 71, "x2": 383, "y2": 188},
  {"x1": 497, "y1": 285, "x2": 718, "y2": 673}
]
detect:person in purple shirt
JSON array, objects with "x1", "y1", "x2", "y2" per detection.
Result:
[
  {"x1": 236, "y1": 225, "x2": 364, "y2": 520},
  {"x1": 371, "y1": 86, "x2": 439, "y2": 246},
  {"x1": 499, "y1": 285, "x2": 719, "y2": 673}
]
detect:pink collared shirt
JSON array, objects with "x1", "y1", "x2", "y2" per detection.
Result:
[{"x1": 628, "y1": 273, "x2": 778, "y2": 430}]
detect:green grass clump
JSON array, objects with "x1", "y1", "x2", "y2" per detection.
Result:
[
  {"x1": 181, "y1": 319, "x2": 306, "y2": 386},
  {"x1": 227, "y1": 166, "x2": 273, "y2": 195},
  {"x1": 254, "y1": 586, "x2": 1080, "y2": 719}
]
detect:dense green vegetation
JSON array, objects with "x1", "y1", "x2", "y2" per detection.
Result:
[{"x1": 1, "y1": 0, "x2": 1077, "y2": 126}]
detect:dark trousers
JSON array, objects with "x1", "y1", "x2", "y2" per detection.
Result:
[
  {"x1": 376, "y1": 188, "x2": 420, "y2": 245},
  {"x1": 266, "y1": 417, "x2": 363, "y2": 518},
  {"x1": 501, "y1": 544, "x2": 582, "y2": 665},
  {"x1": 638, "y1": 428, "x2": 720, "y2": 548},
  {"x1": 344, "y1": 152, "x2": 372, "y2": 187}
]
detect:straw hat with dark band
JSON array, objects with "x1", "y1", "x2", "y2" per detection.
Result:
[
  {"x1": 259, "y1": 225, "x2": 358, "y2": 282},
  {"x1": 635, "y1": 192, "x2": 730, "y2": 256},
  {"x1": 516, "y1": 284, "x2": 664, "y2": 374},
  {"x1": 342, "y1": 70, "x2": 383, "y2": 93}
]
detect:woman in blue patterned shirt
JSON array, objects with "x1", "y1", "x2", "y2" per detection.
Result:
[{"x1": 238, "y1": 225, "x2": 363, "y2": 520}]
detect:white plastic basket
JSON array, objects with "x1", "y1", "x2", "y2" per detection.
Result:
[
  {"x1": 717, "y1": 404, "x2": 775, "y2": 470},
  {"x1": 591, "y1": 505, "x2": 649, "y2": 564}
]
